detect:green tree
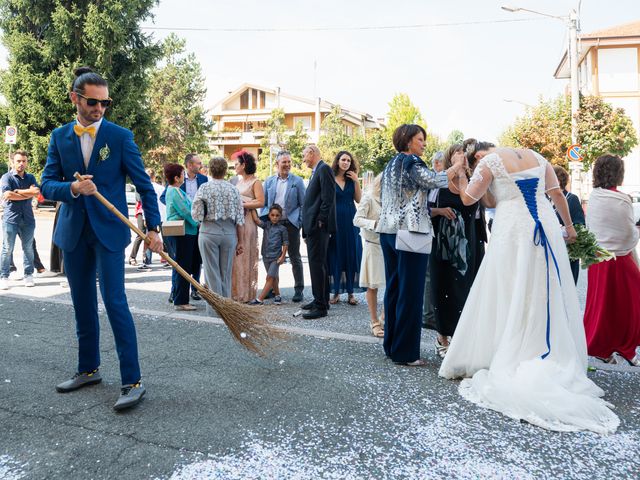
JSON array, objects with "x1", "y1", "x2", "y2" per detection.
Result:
[
  {"x1": 500, "y1": 94, "x2": 637, "y2": 170},
  {"x1": 386, "y1": 93, "x2": 427, "y2": 133},
  {"x1": 0, "y1": 0, "x2": 161, "y2": 176},
  {"x1": 146, "y1": 33, "x2": 209, "y2": 171},
  {"x1": 499, "y1": 95, "x2": 571, "y2": 166},
  {"x1": 447, "y1": 129, "x2": 464, "y2": 145},
  {"x1": 284, "y1": 120, "x2": 309, "y2": 178},
  {"x1": 361, "y1": 128, "x2": 394, "y2": 175},
  {"x1": 576, "y1": 95, "x2": 638, "y2": 170},
  {"x1": 256, "y1": 108, "x2": 286, "y2": 180},
  {"x1": 318, "y1": 105, "x2": 350, "y2": 163}
]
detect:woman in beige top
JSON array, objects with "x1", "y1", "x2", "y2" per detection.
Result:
[
  {"x1": 353, "y1": 174, "x2": 385, "y2": 337},
  {"x1": 231, "y1": 151, "x2": 264, "y2": 302}
]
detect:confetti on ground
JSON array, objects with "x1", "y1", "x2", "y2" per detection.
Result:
[{"x1": 0, "y1": 455, "x2": 26, "y2": 480}]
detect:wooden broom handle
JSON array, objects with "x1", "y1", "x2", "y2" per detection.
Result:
[{"x1": 73, "y1": 172, "x2": 206, "y2": 294}]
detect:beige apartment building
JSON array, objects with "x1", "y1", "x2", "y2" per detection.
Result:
[
  {"x1": 209, "y1": 83, "x2": 383, "y2": 159},
  {"x1": 554, "y1": 20, "x2": 640, "y2": 195}
]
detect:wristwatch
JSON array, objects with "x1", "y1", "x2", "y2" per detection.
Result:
[{"x1": 148, "y1": 225, "x2": 161, "y2": 233}]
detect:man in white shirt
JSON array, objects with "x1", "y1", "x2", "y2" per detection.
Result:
[{"x1": 261, "y1": 151, "x2": 306, "y2": 302}]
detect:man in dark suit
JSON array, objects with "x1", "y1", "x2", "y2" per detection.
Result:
[
  {"x1": 41, "y1": 67, "x2": 162, "y2": 411},
  {"x1": 300, "y1": 145, "x2": 336, "y2": 319}
]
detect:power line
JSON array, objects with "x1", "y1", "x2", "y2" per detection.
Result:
[{"x1": 140, "y1": 17, "x2": 547, "y2": 33}]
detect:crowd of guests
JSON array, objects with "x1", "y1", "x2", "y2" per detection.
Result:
[{"x1": 2, "y1": 131, "x2": 638, "y2": 367}]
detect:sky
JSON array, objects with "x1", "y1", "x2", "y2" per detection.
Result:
[{"x1": 2, "y1": 0, "x2": 640, "y2": 142}]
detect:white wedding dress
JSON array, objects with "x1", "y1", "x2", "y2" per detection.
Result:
[{"x1": 439, "y1": 151, "x2": 619, "y2": 434}]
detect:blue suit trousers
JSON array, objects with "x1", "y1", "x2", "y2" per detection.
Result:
[
  {"x1": 64, "y1": 221, "x2": 140, "y2": 384},
  {"x1": 380, "y1": 233, "x2": 429, "y2": 363}
]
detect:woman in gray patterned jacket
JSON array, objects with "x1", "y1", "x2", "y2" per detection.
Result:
[
  {"x1": 377, "y1": 124, "x2": 464, "y2": 366},
  {"x1": 192, "y1": 157, "x2": 245, "y2": 300}
]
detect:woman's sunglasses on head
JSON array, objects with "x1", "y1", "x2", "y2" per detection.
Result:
[{"x1": 77, "y1": 92, "x2": 112, "y2": 108}]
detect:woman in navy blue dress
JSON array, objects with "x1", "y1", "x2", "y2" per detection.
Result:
[{"x1": 327, "y1": 151, "x2": 365, "y2": 305}]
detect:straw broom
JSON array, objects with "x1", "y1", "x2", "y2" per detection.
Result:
[{"x1": 74, "y1": 172, "x2": 286, "y2": 356}]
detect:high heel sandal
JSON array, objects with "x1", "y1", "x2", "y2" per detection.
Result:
[
  {"x1": 371, "y1": 322, "x2": 384, "y2": 338},
  {"x1": 435, "y1": 338, "x2": 449, "y2": 359}
]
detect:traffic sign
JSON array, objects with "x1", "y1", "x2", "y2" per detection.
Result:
[
  {"x1": 4, "y1": 126, "x2": 17, "y2": 144},
  {"x1": 567, "y1": 144, "x2": 583, "y2": 162}
]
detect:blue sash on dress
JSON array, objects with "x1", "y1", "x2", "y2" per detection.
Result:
[{"x1": 515, "y1": 177, "x2": 562, "y2": 360}]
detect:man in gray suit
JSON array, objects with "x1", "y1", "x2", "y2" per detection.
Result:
[{"x1": 261, "y1": 150, "x2": 306, "y2": 302}]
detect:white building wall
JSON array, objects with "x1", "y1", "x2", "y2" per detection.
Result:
[
  {"x1": 605, "y1": 96, "x2": 640, "y2": 193},
  {"x1": 597, "y1": 48, "x2": 639, "y2": 92}
]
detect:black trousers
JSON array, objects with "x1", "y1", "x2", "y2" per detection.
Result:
[
  {"x1": 306, "y1": 230, "x2": 330, "y2": 311},
  {"x1": 284, "y1": 221, "x2": 304, "y2": 293},
  {"x1": 174, "y1": 234, "x2": 198, "y2": 306}
]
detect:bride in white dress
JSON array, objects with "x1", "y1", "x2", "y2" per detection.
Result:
[{"x1": 439, "y1": 147, "x2": 619, "y2": 434}]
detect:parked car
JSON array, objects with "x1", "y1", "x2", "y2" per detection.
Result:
[
  {"x1": 35, "y1": 192, "x2": 56, "y2": 208},
  {"x1": 125, "y1": 184, "x2": 137, "y2": 205}
]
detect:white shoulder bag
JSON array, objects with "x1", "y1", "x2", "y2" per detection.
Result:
[{"x1": 395, "y1": 156, "x2": 433, "y2": 255}]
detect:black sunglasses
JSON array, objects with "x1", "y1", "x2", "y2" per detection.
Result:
[{"x1": 77, "y1": 92, "x2": 112, "y2": 108}]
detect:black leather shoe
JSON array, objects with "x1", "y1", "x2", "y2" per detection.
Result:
[
  {"x1": 302, "y1": 301, "x2": 315, "y2": 310},
  {"x1": 302, "y1": 308, "x2": 327, "y2": 319},
  {"x1": 56, "y1": 370, "x2": 102, "y2": 393},
  {"x1": 191, "y1": 291, "x2": 201, "y2": 301},
  {"x1": 292, "y1": 291, "x2": 304, "y2": 303},
  {"x1": 168, "y1": 293, "x2": 174, "y2": 303}
]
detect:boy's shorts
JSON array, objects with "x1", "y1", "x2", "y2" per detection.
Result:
[{"x1": 263, "y1": 257, "x2": 280, "y2": 278}]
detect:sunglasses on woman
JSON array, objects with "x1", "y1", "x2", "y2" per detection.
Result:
[{"x1": 77, "y1": 92, "x2": 112, "y2": 108}]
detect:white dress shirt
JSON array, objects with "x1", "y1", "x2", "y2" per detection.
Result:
[
  {"x1": 76, "y1": 118, "x2": 103, "y2": 168},
  {"x1": 184, "y1": 175, "x2": 199, "y2": 200},
  {"x1": 274, "y1": 175, "x2": 289, "y2": 219}
]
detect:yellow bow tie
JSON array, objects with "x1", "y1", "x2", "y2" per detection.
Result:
[{"x1": 74, "y1": 124, "x2": 96, "y2": 139}]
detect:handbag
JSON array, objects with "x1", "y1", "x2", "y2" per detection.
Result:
[
  {"x1": 394, "y1": 155, "x2": 432, "y2": 254},
  {"x1": 162, "y1": 187, "x2": 187, "y2": 236},
  {"x1": 161, "y1": 220, "x2": 185, "y2": 236},
  {"x1": 396, "y1": 229, "x2": 432, "y2": 254}
]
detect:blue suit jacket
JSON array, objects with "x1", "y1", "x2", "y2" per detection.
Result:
[
  {"x1": 41, "y1": 119, "x2": 161, "y2": 252},
  {"x1": 260, "y1": 173, "x2": 306, "y2": 228},
  {"x1": 159, "y1": 173, "x2": 208, "y2": 205}
]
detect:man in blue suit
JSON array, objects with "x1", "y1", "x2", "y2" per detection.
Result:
[
  {"x1": 261, "y1": 150, "x2": 306, "y2": 302},
  {"x1": 160, "y1": 153, "x2": 207, "y2": 302},
  {"x1": 41, "y1": 67, "x2": 162, "y2": 411}
]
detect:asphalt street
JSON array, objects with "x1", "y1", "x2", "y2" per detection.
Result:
[{"x1": 1, "y1": 208, "x2": 639, "y2": 479}]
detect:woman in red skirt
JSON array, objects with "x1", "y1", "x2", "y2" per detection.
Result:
[{"x1": 584, "y1": 154, "x2": 640, "y2": 366}]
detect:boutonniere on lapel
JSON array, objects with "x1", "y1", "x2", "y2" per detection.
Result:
[{"x1": 98, "y1": 144, "x2": 110, "y2": 164}]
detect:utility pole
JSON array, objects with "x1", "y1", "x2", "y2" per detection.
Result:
[{"x1": 569, "y1": 9, "x2": 580, "y2": 145}]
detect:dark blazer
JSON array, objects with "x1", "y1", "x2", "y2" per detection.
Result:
[
  {"x1": 556, "y1": 190, "x2": 585, "y2": 226},
  {"x1": 41, "y1": 119, "x2": 161, "y2": 252},
  {"x1": 159, "y1": 172, "x2": 208, "y2": 205},
  {"x1": 302, "y1": 161, "x2": 336, "y2": 238}
]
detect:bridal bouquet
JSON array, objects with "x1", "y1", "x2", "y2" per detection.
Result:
[{"x1": 566, "y1": 224, "x2": 615, "y2": 269}]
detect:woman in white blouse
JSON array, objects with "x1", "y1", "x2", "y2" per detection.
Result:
[{"x1": 191, "y1": 157, "x2": 245, "y2": 299}]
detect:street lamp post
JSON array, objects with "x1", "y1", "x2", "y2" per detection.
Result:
[
  {"x1": 501, "y1": 5, "x2": 580, "y2": 143},
  {"x1": 503, "y1": 98, "x2": 534, "y2": 108}
]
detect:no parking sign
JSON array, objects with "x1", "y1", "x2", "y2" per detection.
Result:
[
  {"x1": 566, "y1": 144, "x2": 583, "y2": 162},
  {"x1": 4, "y1": 126, "x2": 17, "y2": 144}
]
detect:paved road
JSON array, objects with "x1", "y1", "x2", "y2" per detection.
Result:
[{"x1": 1, "y1": 208, "x2": 639, "y2": 479}]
